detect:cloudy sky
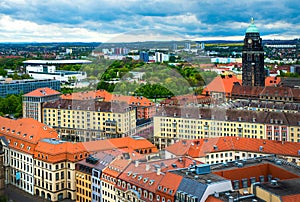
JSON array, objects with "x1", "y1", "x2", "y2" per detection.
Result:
[{"x1": 0, "y1": 0, "x2": 299, "y2": 42}]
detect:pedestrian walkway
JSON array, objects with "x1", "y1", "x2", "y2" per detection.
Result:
[{"x1": 4, "y1": 185, "x2": 74, "y2": 202}]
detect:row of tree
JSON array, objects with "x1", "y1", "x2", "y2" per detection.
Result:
[{"x1": 0, "y1": 94, "x2": 23, "y2": 118}]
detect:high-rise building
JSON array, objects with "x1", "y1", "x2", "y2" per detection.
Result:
[
  {"x1": 242, "y1": 18, "x2": 265, "y2": 86},
  {"x1": 23, "y1": 87, "x2": 61, "y2": 122},
  {"x1": 139, "y1": 51, "x2": 149, "y2": 62}
]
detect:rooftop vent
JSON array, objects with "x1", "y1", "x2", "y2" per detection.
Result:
[
  {"x1": 195, "y1": 164, "x2": 211, "y2": 175},
  {"x1": 213, "y1": 145, "x2": 218, "y2": 150},
  {"x1": 259, "y1": 146, "x2": 263, "y2": 151},
  {"x1": 270, "y1": 179, "x2": 278, "y2": 186}
]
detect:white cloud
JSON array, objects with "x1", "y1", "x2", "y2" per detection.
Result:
[{"x1": 0, "y1": 15, "x2": 116, "y2": 42}]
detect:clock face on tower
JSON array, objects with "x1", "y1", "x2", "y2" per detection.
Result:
[{"x1": 248, "y1": 39, "x2": 252, "y2": 44}]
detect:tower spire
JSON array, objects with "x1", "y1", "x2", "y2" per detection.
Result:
[{"x1": 251, "y1": 17, "x2": 254, "y2": 24}]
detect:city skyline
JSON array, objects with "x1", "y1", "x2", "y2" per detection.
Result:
[{"x1": 0, "y1": 0, "x2": 299, "y2": 42}]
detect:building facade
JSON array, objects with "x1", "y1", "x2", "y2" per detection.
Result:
[
  {"x1": 165, "y1": 137, "x2": 300, "y2": 166},
  {"x1": 34, "y1": 139, "x2": 88, "y2": 201},
  {"x1": 43, "y1": 100, "x2": 136, "y2": 141},
  {"x1": 0, "y1": 117, "x2": 58, "y2": 195},
  {"x1": 0, "y1": 79, "x2": 60, "y2": 98},
  {"x1": 154, "y1": 107, "x2": 300, "y2": 149},
  {"x1": 23, "y1": 87, "x2": 61, "y2": 122},
  {"x1": 242, "y1": 18, "x2": 265, "y2": 86}
]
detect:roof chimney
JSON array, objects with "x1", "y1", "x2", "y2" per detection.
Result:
[
  {"x1": 146, "y1": 164, "x2": 150, "y2": 171},
  {"x1": 135, "y1": 160, "x2": 139, "y2": 167},
  {"x1": 156, "y1": 167, "x2": 161, "y2": 175}
]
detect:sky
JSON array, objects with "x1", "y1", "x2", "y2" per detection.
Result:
[{"x1": 0, "y1": 0, "x2": 299, "y2": 42}]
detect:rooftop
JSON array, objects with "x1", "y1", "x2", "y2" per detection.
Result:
[
  {"x1": 258, "y1": 178, "x2": 300, "y2": 197},
  {"x1": 166, "y1": 137, "x2": 300, "y2": 158},
  {"x1": 82, "y1": 136, "x2": 158, "y2": 153},
  {"x1": 202, "y1": 75, "x2": 241, "y2": 95},
  {"x1": 156, "y1": 106, "x2": 300, "y2": 126},
  {"x1": 61, "y1": 90, "x2": 154, "y2": 107},
  {"x1": 43, "y1": 99, "x2": 133, "y2": 113},
  {"x1": 23, "y1": 87, "x2": 61, "y2": 97},
  {"x1": 246, "y1": 18, "x2": 259, "y2": 33}
]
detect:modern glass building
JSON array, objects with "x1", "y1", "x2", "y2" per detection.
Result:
[{"x1": 0, "y1": 79, "x2": 60, "y2": 97}]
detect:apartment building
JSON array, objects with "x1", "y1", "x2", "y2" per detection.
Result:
[
  {"x1": 61, "y1": 90, "x2": 155, "y2": 120},
  {"x1": 165, "y1": 137, "x2": 300, "y2": 166},
  {"x1": 101, "y1": 158, "x2": 131, "y2": 202},
  {"x1": 34, "y1": 138, "x2": 88, "y2": 201},
  {"x1": 115, "y1": 157, "x2": 198, "y2": 202},
  {"x1": 174, "y1": 157, "x2": 300, "y2": 202},
  {"x1": 0, "y1": 117, "x2": 58, "y2": 195},
  {"x1": 43, "y1": 99, "x2": 136, "y2": 141},
  {"x1": 75, "y1": 152, "x2": 115, "y2": 202},
  {"x1": 231, "y1": 85, "x2": 300, "y2": 103},
  {"x1": 154, "y1": 106, "x2": 300, "y2": 149},
  {"x1": 23, "y1": 87, "x2": 61, "y2": 122}
]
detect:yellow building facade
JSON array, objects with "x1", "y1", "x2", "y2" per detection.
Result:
[
  {"x1": 43, "y1": 100, "x2": 136, "y2": 141},
  {"x1": 154, "y1": 107, "x2": 300, "y2": 149}
]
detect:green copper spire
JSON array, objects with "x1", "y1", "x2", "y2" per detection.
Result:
[{"x1": 246, "y1": 17, "x2": 259, "y2": 33}]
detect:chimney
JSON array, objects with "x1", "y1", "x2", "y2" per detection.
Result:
[
  {"x1": 146, "y1": 164, "x2": 150, "y2": 171},
  {"x1": 157, "y1": 167, "x2": 161, "y2": 175},
  {"x1": 135, "y1": 160, "x2": 139, "y2": 167}
]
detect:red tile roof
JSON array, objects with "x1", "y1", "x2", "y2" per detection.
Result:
[
  {"x1": 213, "y1": 163, "x2": 299, "y2": 188},
  {"x1": 203, "y1": 75, "x2": 241, "y2": 95},
  {"x1": 61, "y1": 90, "x2": 154, "y2": 107},
  {"x1": 102, "y1": 158, "x2": 131, "y2": 178},
  {"x1": 117, "y1": 157, "x2": 198, "y2": 195},
  {"x1": 265, "y1": 76, "x2": 281, "y2": 86},
  {"x1": 61, "y1": 90, "x2": 111, "y2": 100},
  {"x1": 157, "y1": 172, "x2": 183, "y2": 196},
  {"x1": 205, "y1": 196, "x2": 224, "y2": 202},
  {"x1": 160, "y1": 94, "x2": 211, "y2": 106},
  {"x1": 0, "y1": 117, "x2": 59, "y2": 154},
  {"x1": 23, "y1": 87, "x2": 60, "y2": 97},
  {"x1": 281, "y1": 194, "x2": 300, "y2": 202},
  {"x1": 34, "y1": 140, "x2": 88, "y2": 163},
  {"x1": 82, "y1": 136, "x2": 158, "y2": 153},
  {"x1": 166, "y1": 137, "x2": 300, "y2": 158}
]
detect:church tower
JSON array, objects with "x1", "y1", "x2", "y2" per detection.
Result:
[{"x1": 242, "y1": 18, "x2": 265, "y2": 86}]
